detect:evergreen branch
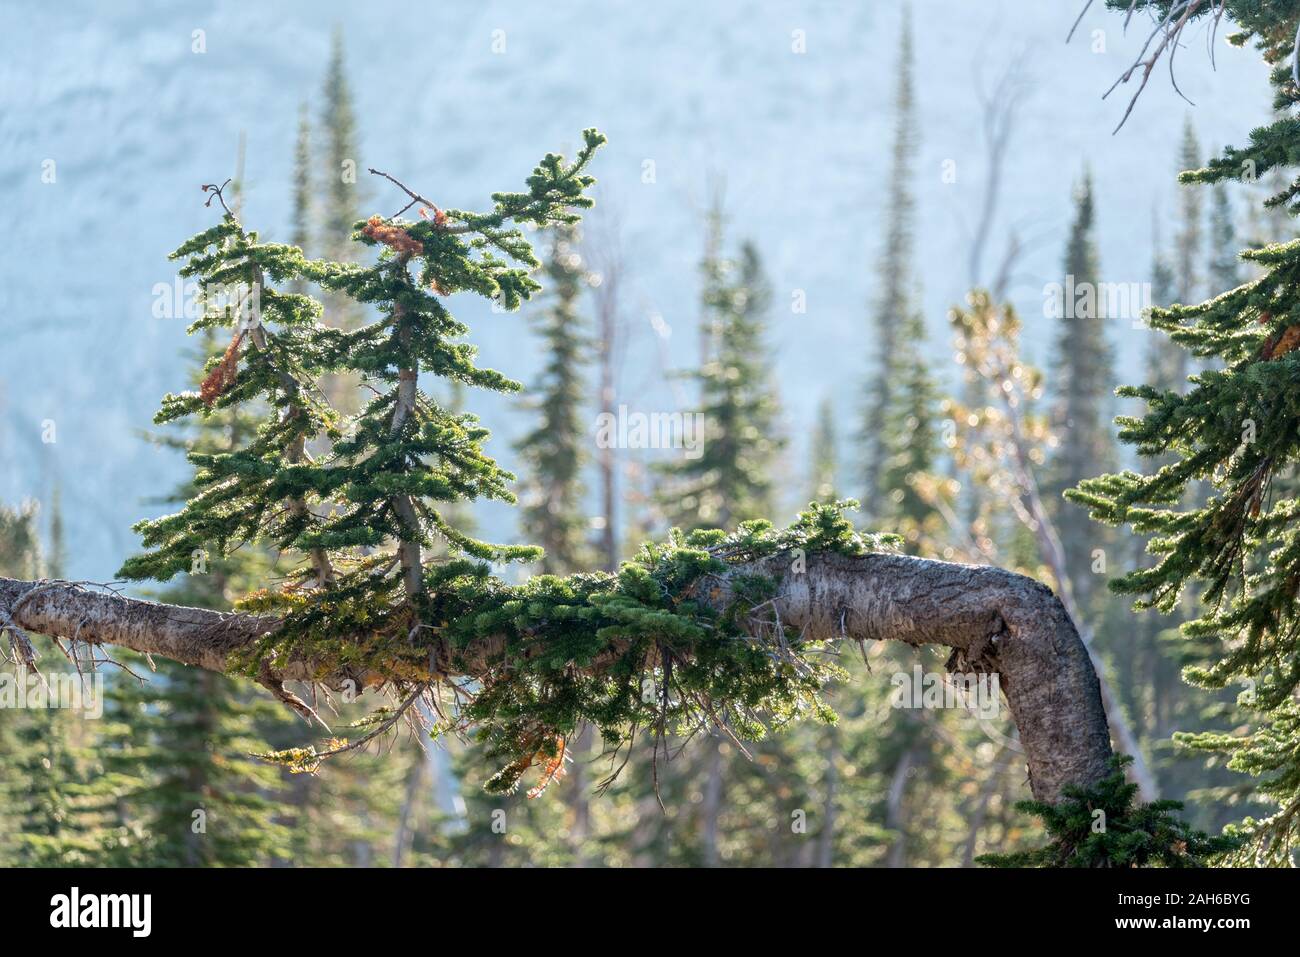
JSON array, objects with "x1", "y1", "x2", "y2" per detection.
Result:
[{"x1": 0, "y1": 522, "x2": 1116, "y2": 806}]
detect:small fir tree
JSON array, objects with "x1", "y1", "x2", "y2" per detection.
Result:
[
  {"x1": 660, "y1": 234, "x2": 782, "y2": 531},
  {"x1": 860, "y1": 8, "x2": 919, "y2": 517},
  {"x1": 808, "y1": 396, "x2": 839, "y2": 505},
  {"x1": 1047, "y1": 173, "x2": 1116, "y2": 611}
]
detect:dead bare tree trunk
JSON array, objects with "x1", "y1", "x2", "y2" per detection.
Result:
[
  {"x1": 586, "y1": 200, "x2": 626, "y2": 574},
  {"x1": 700, "y1": 738, "x2": 725, "y2": 867},
  {"x1": 961, "y1": 746, "x2": 1012, "y2": 867},
  {"x1": 885, "y1": 744, "x2": 919, "y2": 868},
  {"x1": 566, "y1": 725, "x2": 594, "y2": 866},
  {"x1": 391, "y1": 752, "x2": 425, "y2": 868},
  {"x1": 814, "y1": 725, "x2": 840, "y2": 868}
]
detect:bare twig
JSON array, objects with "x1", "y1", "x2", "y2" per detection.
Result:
[
  {"x1": 202, "y1": 178, "x2": 235, "y2": 217},
  {"x1": 296, "y1": 684, "x2": 429, "y2": 764},
  {"x1": 367, "y1": 167, "x2": 444, "y2": 221},
  {"x1": 1076, "y1": 0, "x2": 1223, "y2": 133},
  {"x1": 1067, "y1": 0, "x2": 1096, "y2": 42}
]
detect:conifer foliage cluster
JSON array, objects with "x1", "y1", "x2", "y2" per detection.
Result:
[
  {"x1": 112, "y1": 129, "x2": 863, "y2": 797},
  {"x1": 116, "y1": 132, "x2": 614, "y2": 784},
  {"x1": 1071, "y1": 0, "x2": 1300, "y2": 864},
  {"x1": 978, "y1": 757, "x2": 1236, "y2": 867}
]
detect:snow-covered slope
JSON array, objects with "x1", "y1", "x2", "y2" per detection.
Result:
[{"x1": 0, "y1": 0, "x2": 1274, "y2": 580}]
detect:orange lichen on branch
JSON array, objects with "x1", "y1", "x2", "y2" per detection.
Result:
[
  {"x1": 487, "y1": 731, "x2": 570, "y2": 798},
  {"x1": 525, "y1": 736, "x2": 568, "y2": 799},
  {"x1": 200, "y1": 330, "x2": 244, "y2": 406},
  {"x1": 362, "y1": 213, "x2": 451, "y2": 291},
  {"x1": 418, "y1": 206, "x2": 448, "y2": 227},
  {"x1": 1260, "y1": 323, "x2": 1300, "y2": 361},
  {"x1": 362, "y1": 215, "x2": 424, "y2": 256}
]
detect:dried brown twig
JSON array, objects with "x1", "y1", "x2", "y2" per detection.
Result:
[{"x1": 1071, "y1": 0, "x2": 1228, "y2": 133}]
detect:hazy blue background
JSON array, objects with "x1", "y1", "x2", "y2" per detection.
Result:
[{"x1": 0, "y1": 0, "x2": 1275, "y2": 581}]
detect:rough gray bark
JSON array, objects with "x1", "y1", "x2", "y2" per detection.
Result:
[{"x1": 0, "y1": 550, "x2": 1113, "y2": 804}]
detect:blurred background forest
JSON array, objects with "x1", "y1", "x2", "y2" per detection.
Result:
[{"x1": 0, "y1": 1, "x2": 1287, "y2": 865}]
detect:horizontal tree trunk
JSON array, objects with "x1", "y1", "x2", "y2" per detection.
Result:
[{"x1": 0, "y1": 551, "x2": 1113, "y2": 803}]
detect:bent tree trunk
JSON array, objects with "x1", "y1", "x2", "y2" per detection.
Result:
[{"x1": 0, "y1": 551, "x2": 1113, "y2": 804}]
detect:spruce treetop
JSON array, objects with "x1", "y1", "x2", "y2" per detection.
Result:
[{"x1": 661, "y1": 228, "x2": 782, "y2": 532}]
